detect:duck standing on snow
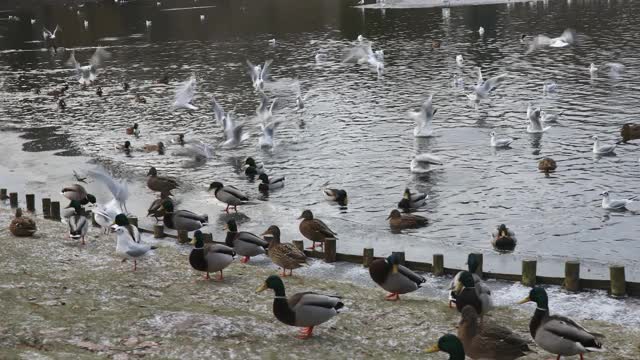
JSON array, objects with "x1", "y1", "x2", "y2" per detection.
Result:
[
  {"x1": 161, "y1": 200, "x2": 208, "y2": 232},
  {"x1": 189, "y1": 230, "x2": 235, "y2": 280},
  {"x1": 369, "y1": 253, "x2": 426, "y2": 301},
  {"x1": 298, "y1": 210, "x2": 337, "y2": 250},
  {"x1": 67, "y1": 200, "x2": 89, "y2": 245},
  {"x1": 224, "y1": 219, "x2": 269, "y2": 263},
  {"x1": 262, "y1": 225, "x2": 307, "y2": 276},
  {"x1": 451, "y1": 271, "x2": 493, "y2": 323},
  {"x1": 208, "y1": 181, "x2": 250, "y2": 212}
]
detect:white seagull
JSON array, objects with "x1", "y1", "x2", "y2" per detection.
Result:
[
  {"x1": 408, "y1": 95, "x2": 436, "y2": 137},
  {"x1": 88, "y1": 168, "x2": 129, "y2": 214},
  {"x1": 592, "y1": 135, "x2": 616, "y2": 154},
  {"x1": 66, "y1": 47, "x2": 111, "y2": 85},
  {"x1": 467, "y1": 67, "x2": 508, "y2": 102},
  {"x1": 173, "y1": 74, "x2": 197, "y2": 111},
  {"x1": 42, "y1": 25, "x2": 61, "y2": 52},
  {"x1": 410, "y1": 154, "x2": 442, "y2": 174},
  {"x1": 526, "y1": 104, "x2": 551, "y2": 133},
  {"x1": 478, "y1": 27, "x2": 485, "y2": 36},
  {"x1": 456, "y1": 55, "x2": 464, "y2": 67},
  {"x1": 526, "y1": 29, "x2": 575, "y2": 53},
  {"x1": 490, "y1": 131, "x2": 514, "y2": 148},
  {"x1": 601, "y1": 191, "x2": 636, "y2": 210},
  {"x1": 259, "y1": 120, "x2": 280, "y2": 149},
  {"x1": 113, "y1": 225, "x2": 156, "y2": 271},
  {"x1": 246, "y1": 59, "x2": 272, "y2": 91}
]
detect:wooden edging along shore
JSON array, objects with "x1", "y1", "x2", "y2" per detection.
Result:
[{"x1": 1, "y1": 188, "x2": 636, "y2": 297}]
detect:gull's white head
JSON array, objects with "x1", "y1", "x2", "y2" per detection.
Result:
[
  {"x1": 479, "y1": 26, "x2": 485, "y2": 35},
  {"x1": 589, "y1": 63, "x2": 598, "y2": 72},
  {"x1": 357, "y1": 35, "x2": 364, "y2": 42},
  {"x1": 490, "y1": 131, "x2": 496, "y2": 137},
  {"x1": 600, "y1": 191, "x2": 610, "y2": 198},
  {"x1": 592, "y1": 135, "x2": 599, "y2": 141}
]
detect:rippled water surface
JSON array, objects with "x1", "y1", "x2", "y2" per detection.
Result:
[{"x1": 1, "y1": 0, "x2": 639, "y2": 278}]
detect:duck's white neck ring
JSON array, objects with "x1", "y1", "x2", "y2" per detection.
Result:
[{"x1": 274, "y1": 296, "x2": 287, "y2": 299}]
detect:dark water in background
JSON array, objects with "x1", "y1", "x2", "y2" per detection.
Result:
[{"x1": 1, "y1": 0, "x2": 639, "y2": 278}]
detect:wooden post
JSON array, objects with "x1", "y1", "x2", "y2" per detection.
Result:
[
  {"x1": 363, "y1": 248, "x2": 374, "y2": 267},
  {"x1": 202, "y1": 233, "x2": 213, "y2": 244},
  {"x1": 324, "y1": 239, "x2": 336, "y2": 263},
  {"x1": 50, "y1": 201, "x2": 61, "y2": 220},
  {"x1": 610, "y1": 265, "x2": 626, "y2": 297},
  {"x1": 127, "y1": 216, "x2": 138, "y2": 227},
  {"x1": 153, "y1": 224, "x2": 164, "y2": 238},
  {"x1": 177, "y1": 230, "x2": 189, "y2": 244},
  {"x1": 293, "y1": 240, "x2": 304, "y2": 252},
  {"x1": 564, "y1": 261, "x2": 580, "y2": 292},
  {"x1": 432, "y1": 254, "x2": 444, "y2": 276},
  {"x1": 471, "y1": 253, "x2": 483, "y2": 276},
  {"x1": 522, "y1": 260, "x2": 537, "y2": 287},
  {"x1": 9, "y1": 192, "x2": 18, "y2": 208},
  {"x1": 42, "y1": 198, "x2": 51, "y2": 218},
  {"x1": 26, "y1": 194, "x2": 35, "y2": 212},
  {"x1": 392, "y1": 251, "x2": 405, "y2": 266},
  {"x1": 0, "y1": 188, "x2": 7, "y2": 200}
]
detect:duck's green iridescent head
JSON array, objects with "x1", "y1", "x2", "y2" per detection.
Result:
[{"x1": 424, "y1": 334, "x2": 465, "y2": 360}]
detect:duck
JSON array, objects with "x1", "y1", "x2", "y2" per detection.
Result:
[
  {"x1": 117, "y1": 141, "x2": 132, "y2": 156},
  {"x1": 114, "y1": 213, "x2": 141, "y2": 243},
  {"x1": 323, "y1": 188, "x2": 348, "y2": 207},
  {"x1": 96, "y1": 86, "x2": 103, "y2": 97},
  {"x1": 258, "y1": 173, "x2": 285, "y2": 192},
  {"x1": 147, "y1": 196, "x2": 174, "y2": 222},
  {"x1": 369, "y1": 253, "x2": 426, "y2": 301},
  {"x1": 451, "y1": 271, "x2": 493, "y2": 322},
  {"x1": 189, "y1": 230, "x2": 235, "y2": 280},
  {"x1": 397, "y1": 188, "x2": 427, "y2": 212},
  {"x1": 122, "y1": 82, "x2": 130, "y2": 91},
  {"x1": 126, "y1": 123, "x2": 140, "y2": 137},
  {"x1": 458, "y1": 305, "x2": 531, "y2": 359},
  {"x1": 256, "y1": 275, "x2": 344, "y2": 339},
  {"x1": 135, "y1": 94, "x2": 147, "y2": 104},
  {"x1": 538, "y1": 157, "x2": 557, "y2": 174},
  {"x1": 9, "y1": 208, "x2": 37, "y2": 237},
  {"x1": 58, "y1": 98, "x2": 66, "y2": 110},
  {"x1": 491, "y1": 224, "x2": 517, "y2": 251},
  {"x1": 61, "y1": 184, "x2": 93, "y2": 204},
  {"x1": 244, "y1": 157, "x2": 264, "y2": 177},
  {"x1": 448, "y1": 254, "x2": 491, "y2": 307},
  {"x1": 67, "y1": 200, "x2": 89, "y2": 245},
  {"x1": 424, "y1": 334, "x2": 466, "y2": 360},
  {"x1": 518, "y1": 287, "x2": 605, "y2": 359},
  {"x1": 47, "y1": 84, "x2": 69, "y2": 97},
  {"x1": 432, "y1": 39, "x2": 442, "y2": 49},
  {"x1": 161, "y1": 200, "x2": 208, "y2": 231},
  {"x1": 143, "y1": 142, "x2": 165, "y2": 155},
  {"x1": 387, "y1": 209, "x2": 428, "y2": 230},
  {"x1": 208, "y1": 182, "x2": 249, "y2": 213},
  {"x1": 147, "y1": 167, "x2": 178, "y2": 197},
  {"x1": 224, "y1": 219, "x2": 269, "y2": 263},
  {"x1": 262, "y1": 225, "x2": 307, "y2": 276},
  {"x1": 298, "y1": 210, "x2": 337, "y2": 250},
  {"x1": 592, "y1": 135, "x2": 616, "y2": 155},
  {"x1": 113, "y1": 224, "x2": 156, "y2": 271}
]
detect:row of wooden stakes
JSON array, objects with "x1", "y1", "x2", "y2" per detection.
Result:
[{"x1": 1, "y1": 188, "x2": 636, "y2": 298}]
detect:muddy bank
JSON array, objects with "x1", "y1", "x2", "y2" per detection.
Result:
[{"x1": 0, "y1": 208, "x2": 639, "y2": 359}]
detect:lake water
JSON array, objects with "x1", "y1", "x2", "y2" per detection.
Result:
[{"x1": 1, "y1": 0, "x2": 639, "y2": 280}]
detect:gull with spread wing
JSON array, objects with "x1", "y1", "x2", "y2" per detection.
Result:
[
  {"x1": 408, "y1": 95, "x2": 437, "y2": 137},
  {"x1": 467, "y1": 67, "x2": 507, "y2": 102},
  {"x1": 247, "y1": 59, "x2": 272, "y2": 91},
  {"x1": 173, "y1": 74, "x2": 197, "y2": 111},
  {"x1": 66, "y1": 47, "x2": 111, "y2": 85}
]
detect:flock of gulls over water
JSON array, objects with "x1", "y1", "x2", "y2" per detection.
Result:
[{"x1": 6, "y1": 8, "x2": 637, "y2": 360}]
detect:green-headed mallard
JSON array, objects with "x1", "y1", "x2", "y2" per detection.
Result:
[
  {"x1": 262, "y1": 225, "x2": 307, "y2": 276},
  {"x1": 369, "y1": 253, "x2": 426, "y2": 301},
  {"x1": 449, "y1": 254, "x2": 491, "y2": 307},
  {"x1": 323, "y1": 188, "x2": 348, "y2": 207},
  {"x1": 117, "y1": 141, "x2": 132, "y2": 156},
  {"x1": 208, "y1": 181, "x2": 249, "y2": 213},
  {"x1": 147, "y1": 167, "x2": 178, "y2": 197},
  {"x1": 258, "y1": 173, "x2": 285, "y2": 192},
  {"x1": 387, "y1": 209, "x2": 428, "y2": 230},
  {"x1": 143, "y1": 142, "x2": 165, "y2": 155},
  {"x1": 491, "y1": 224, "x2": 517, "y2": 251},
  {"x1": 397, "y1": 188, "x2": 427, "y2": 212},
  {"x1": 244, "y1": 157, "x2": 264, "y2": 177},
  {"x1": 424, "y1": 334, "x2": 466, "y2": 360},
  {"x1": 298, "y1": 209, "x2": 337, "y2": 250},
  {"x1": 68, "y1": 200, "x2": 89, "y2": 245},
  {"x1": 160, "y1": 200, "x2": 208, "y2": 231},
  {"x1": 147, "y1": 196, "x2": 174, "y2": 222},
  {"x1": 458, "y1": 305, "x2": 530, "y2": 359},
  {"x1": 224, "y1": 219, "x2": 269, "y2": 263},
  {"x1": 256, "y1": 275, "x2": 344, "y2": 339},
  {"x1": 114, "y1": 213, "x2": 140, "y2": 243},
  {"x1": 126, "y1": 123, "x2": 140, "y2": 136},
  {"x1": 9, "y1": 208, "x2": 37, "y2": 237},
  {"x1": 451, "y1": 271, "x2": 492, "y2": 321},
  {"x1": 189, "y1": 230, "x2": 235, "y2": 280},
  {"x1": 518, "y1": 287, "x2": 604, "y2": 359}
]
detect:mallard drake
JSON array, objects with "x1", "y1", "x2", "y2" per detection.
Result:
[
  {"x1": 449, "y1": 254, "x2": 491, "y2": 307},
  {"x1": 143, "y1": 142, "x2": 165, "y2": 155},
  {"x1": 518, "y1": 287, "x2": 604, "y2": 360},
  {"x1": 68, "y1": 200, "x2": 89, "y2": 245},
  {"x1": 538, "y1": 157, "x2": 557, "y2": 174},
  {"x1": 262, "y1": 225, "x2": 307, "y2": 276},
  {"x1": 424, "y1": 334, "x2": 466, "y2": 360},
  {"x1": 397, "y1": 188, "x2": 427, "y2": 211},
  {"x1": 224, "y1": 219, "x2": 269, "y2": 263},
  {"x1": 9, "y1": 208, "x2": 37, "y2": 237},
  {"x1": 323, "y1": 188, "x2": 348, "y2": 206},
  {"x1": 298, "y1": 210, "x2": 337, "y2": 250},
  {"x1": 161, "y1": 200, "x2": 207, "y2": 231},
  {"x1": 458, "y1": 305, "x2": 530, "y2": 359},
  {"x1": 256, "y1": 275, "x2": 344, "y2": 339},
  {"x1": 147, "y1": 196, "x2": 174, "y2": 222},
  {"x1": 113, "y1": 224, "x2": 156, "y2": 271},
  {"x1": 451, "y1": 271, "x2": 492, "y2": 321},
  {"x1": 258, "y1": 173, "x2": 285, "y2": 191},
  {"x1": 189, "y1": 230, "x2": 235, "y2": 280},
  {"x1": 208, "y1": 182, "x2": 249, "y2": 213},
  {"x1": 95, "y1": 86, "x2": 103, "y2": 97},
  {"x1": 114, "y1": 213, "x2": 141, "y2": 243},
  {"x1": 147, "y1": 167, "x2": 178, "y2": 197},
  {"x1": 58, "y1": 98, "x2": 66, "y2": 110},
  {"x1": 126, "y1": 123, "x2": 140, "y2": 136},
  {"x1": 387, "y1": 209, "x2": 428, "y2": 230},
  {"x1": 117, "y1": 141, "x2": 132, "y2": 156},
  {"x1": 369, "y1": 253, "x2": 426, "y2": 301},
  {"x1": 491, "y1": 224, "x2": 517, "y2": 251},
  {"x1": 244, "y1": 157, "x2": 264, "y2": 177}
]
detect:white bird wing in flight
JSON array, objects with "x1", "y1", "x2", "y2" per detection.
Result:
[
  {"x1": 480, "y1": 73, "x2": 507, "y2": 93},
  {"x1": 211, "y1": 97, "x2": 226, "y2": 128},
  {"x1": 88, "y1": 168, "x2": 129, "y2": 204},
  {"x1": 260, "y1": 59, "x2": 272, "y2": 81},
  {"x1": 174, "y1": 75, "x2": 197, "y2": 110}
]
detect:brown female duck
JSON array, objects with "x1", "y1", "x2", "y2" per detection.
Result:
[
  {"x1": 262, "y1": 225, "x2": 307, "y2": 277},
  {"x1": 9, "y1": 208, "x2": 37, "y2": 237},
  {"x1": 147, "y1": 167, "x2": 178, "y2": 197},
  {"x1": 298, "y1": 210, "x2": 337, "y2": 250},
  {"x1": 387, "y1": 209, "x2": 428, "y2": 230}
]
